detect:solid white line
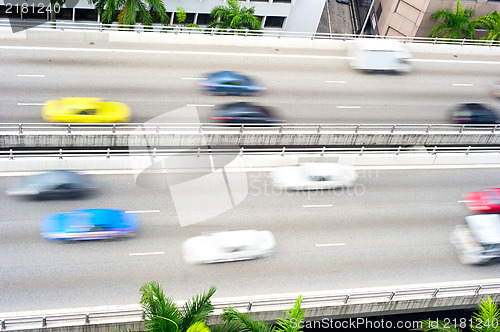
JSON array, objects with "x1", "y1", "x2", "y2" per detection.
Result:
[
  {"x1": 125, "y1": 210, "x2": 160, "y2": 214},
  {"x1": 129, "y1": 252, "x2": 164, "y2": 256},
  {"x1": 337, "y1": 106, "x2": 361, "y2": 109},
  {"x1": 17, "y1": 74, "x2": 45, "y2": 77},
  {"x1": 17, "y1": 103, "x2": 47, "y2": 106},
  {"x1": 452, "y1": 83, "x2": 474, "y2": 87},
  {"x1": 457, "y1": 200, "x2": 472, "y2": 203},
  {"x1": 187, "y1": 104, "x2": 214, "y2": 107},
  {"x1": 326, "y1": 80, "x2": 347, "y2": 84},
  {"x1": 181, "y1": 77, "x2": 206, "y2": 80},
  {"x1": 303, "y1": 204, "x2": 333, "y2": 208},
  {"x1": 315, "y1": 243, "x2": 345, "y2": 247}
]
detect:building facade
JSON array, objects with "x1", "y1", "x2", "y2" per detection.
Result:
[
  {"x1": 371, "y1": 0, "x2": 500, "y2": 38},
  {"x1": 0, "y1": 0, "x2": 325, "y2": 33}
]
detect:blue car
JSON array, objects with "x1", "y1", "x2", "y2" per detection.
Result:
[
  {"x1": 41, "y1": 209, "x2": 139, "y2": 241},
  {"x1": 198, "y1": 71, "x2": 265, "y2": 96}
]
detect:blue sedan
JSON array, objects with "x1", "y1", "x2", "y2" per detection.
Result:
[
  {"x1": 41, "y1": 209, "x2": 139, "y2": 241},
  {"x1": 198, "y1": 71, "x2": 265, "y2": 96}
]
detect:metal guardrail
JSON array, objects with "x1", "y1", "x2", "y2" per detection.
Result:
[
  {"x1": 2, "y1": 280, "x2": 499, "y2": 330},
  {"x1": 1, "y1": 19, "x2": 500, "y2": 47},
  {"x1": 2, "y1": 146, "x2": 500, "y2": 160},
  {"x1": 1, "y1": 123, "x2": 499, "y2": 135}
]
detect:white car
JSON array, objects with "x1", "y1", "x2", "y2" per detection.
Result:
[
  {"x1": 182, "y1": 230, "x2": 276, "y2": 264},
  {"x1": 272, "y1": 163, "x2": 358, "y2": 191}
]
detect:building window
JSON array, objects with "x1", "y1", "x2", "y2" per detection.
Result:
[
  {"x1": 58, "y1": 8, "x2": 73, "y2": 21},
  {"x1": 376, "y1": 3, "x2": 382, "y2": 19},
  {"x1": 173, "y1": 12, "x2": 195, "y2": 24},
  {"x1": 196, "y1": 13, "x2": 212, "y2": 25},
  {"x1": 74, "y1": 9, "x2": 98, "y2": 21},
  {"x1": 264, "y1": 16, "x2": 285, "y2": 28},
  {"x1": 272, "y1": 0, "x2": 292, "y2": 3}
]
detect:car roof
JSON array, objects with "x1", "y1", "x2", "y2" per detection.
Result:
[
  {"x1": 459, "y1": 103, "x2": 491, "y2": 111},
  {"x1": 209, "y1": 71, "x2": 249, "y2": 81},
  {"x1": 465, "y1": 214, "x2": 500, "y2": 244}
]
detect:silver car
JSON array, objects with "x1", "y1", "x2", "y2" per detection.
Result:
[{"x1": 182, "y1": 230, "x2": 276, "y2": 264}]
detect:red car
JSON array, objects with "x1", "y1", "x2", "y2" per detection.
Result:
[{"x1": 462, "y1": 188, "x2": 500, "y2": 213}]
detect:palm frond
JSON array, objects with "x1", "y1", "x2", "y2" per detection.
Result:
[
  {"x1": 470, "y1": 296, "x2": 500, "y2": 332},
  {"x1": 209, "y1": 321, "x2": 247, "y2": 332},
  {"x1": 180, "y1": 286, "x2": 217, "y2": 331},
  {"x1": 140, "y1": 281, "x2": 182, "y2": 332},
  {"x1": 222, "y1": 307, "x2": 274, "y2": 332},
  {"x1": 186, "y1": 321, "x2": 211, "y2": 332},
  {"x1": 275, "y1": 296, "x2": 305, "y2": 332},
  {"x1": 420, "y1": 319, "x2": 462, "y2": 332}
]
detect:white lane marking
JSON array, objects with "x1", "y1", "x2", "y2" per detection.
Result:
[
  {"x1": 17, "y1": 74, "x2": 45, "y2": 77},
  {"x1": 411, "y1": 58, "x2": 500, "y2": 65},
  {"x1": 303, "y1": 204, "x2": 333, "y2": 208},
  {"x1": 129, "y1": 252, "x2": 164, "y2": 256},
  {"x1": 125, "y1": 210, "x2": 160, "y2": 214},
  {"x1": 187, "y1": 104, "x2": 214, "y2": 107},
  {"x1": 182, "y1": 77, "x2": 206, "y2": 80},
  {"x1": 458, "y1": 200, "x2": 472, "y2": 203},
  {"x1": 452, "y1": 83, "x2": 474, "y2": 87},
  {"x1": 315, "y1": 243, "x2": 345, "y2": 247},
  {"x1": 326, "y1": 80, "x2": 347, "y2": 84},
  {"x1": 17, "y1": 102, "x2": 47, "y2": 106},
  {"x1": 337, "y1": 106, "x2": 361, "y2": 109}
]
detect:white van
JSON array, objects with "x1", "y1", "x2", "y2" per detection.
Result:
[
  {"x1": 348, "y1": 38, "x2": 412, "y2": 73},
  {"x1": 450, "y1": 214, "x2": 500, "y2": 265}
]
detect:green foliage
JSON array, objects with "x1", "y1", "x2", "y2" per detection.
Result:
[
  {"x1": 222, "y1": 307, "x2": 274, "y2": 332},
  {"x1": 470, "y1": 296, "x2": 500, "y2": 332},
  {"x1": 420, "y1": 319, "x2": 463, "y2": 332},
  {"x1": 176, "y1": 7, "x2": 187, "y2": 25},
  {"x1": 474, "y1": 11, "x2": 500, "y2": 41},
  {"x1": 429, "y1": 0, "x2": 475, "y2": 39},
  {"x1": 186, "y1": 322, "x2": 211, "y2": 332},
  {"x1": 140, "y1": 281, "x2": 216, "y2": 332},
  {"x1": 275, "y1": 296, "x2": 305, "y2": 332},
  {"x1": 208, "y1": 0, "x2": 261, "y2": 31},
  {"x1": 89, "y1": 0, "x2": 168, "y2": 26}
]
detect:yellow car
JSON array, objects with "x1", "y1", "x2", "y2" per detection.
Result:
[{"x1": 42, "y1": 98, "x2": 131, "y2": 123}]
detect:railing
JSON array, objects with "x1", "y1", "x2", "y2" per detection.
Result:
[
  {"x1": 2, "y1": 280, "x2": 499, "y2": 330},
  {"x1": 1, "y1": 19, "x2": 500, "y2": 47},
  {"x1": 1, "y1": 123, "x2": 499, "y2": 135},
  {"x1": 2, "y1": 146, "x2": 499, "y2": 160}
]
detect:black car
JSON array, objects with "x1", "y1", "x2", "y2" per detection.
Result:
[
  {"x1": 450, "y1": 103, "x2": 498, "y2": 124},
  {"x1": 211, "y1": 102, "x2": 283, "y2": 124},
  {"x1": 6, "y1": 170, "x2": 97, "y2": 199}
]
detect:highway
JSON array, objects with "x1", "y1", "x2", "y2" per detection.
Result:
[
  {"x1": 1, "y1": 39, "x2": 500, "y2": 124},
  {"x1": 1, "y1": 167, "x2": 500, "y2": 312}
]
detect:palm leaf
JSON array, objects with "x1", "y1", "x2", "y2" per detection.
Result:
[
  {"x1": 275, "y1": 296, "x2": 305, "y2": 332},
  {"x1": 222, "y1": 307, "x2": 274, "y2": 332},
  {"x1": 470, "y1": 296, "x2": 500, "y2": 332},
  {"x1": 140, "y1": 281, "x2": 182, "y2": 332},
  {"x1": 180, "y1": 286, "x2": 217, "y2": 331}
]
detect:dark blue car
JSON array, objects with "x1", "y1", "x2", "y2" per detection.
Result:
[
  {"x1": 198, "y1": 71, "x2": 265, "y2": 96},
  {"x1": 41, "y1": 209, "x2": 139, "y2": 241}
]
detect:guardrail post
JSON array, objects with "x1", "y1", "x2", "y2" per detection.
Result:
[
  {"x1": 461, "y1": 38, "x2": 465, "y2": 46},
  {"x1": 112, "y1": 124, "x2": 116, "y2": 133},
  {"x1": 19, "y1": 123, "x2": 22, "y2": 135},
  {"x1": 344, "y1": 295, "x2": 350, "y2": 304},
  {"x1": 426, "y1": 125, "x2": 431, "y2": 133},
  {"x1": 42, "y1": 317, "x2": 47, "y2": 327},
  {"x1": 359, "y1": 146, "x2": 364, "y2": 156},
  {"x1": 1, "y1": 319, "x2": 5, "y2": 330},
  {"x1": 466, "y1": 146, "x2": 471, "y2": 155},
  {"x1": 106, "y1": 148, "x2": 110, "y2": 159},
  {"x1": 67, "y1": 124, "x2": 71, "y2": 134},
  {"x1": 321, "y1": 146, "x2": 325, "y2": 156},
  {"x1": 9, "y1": 149, "x2": 13, "y2": 160},
  {"x1": 239, "y1": 147, "x2": 244, "y2": 157},
  {"x1": 396, "y1": 146, "x2": 401, "y2": 155},
  {"x1": 247, "y1": 302, "x2": 253, "y2": 311},
  {"x1": 240, "y1": 125, "x2": 244, "y2": 134},
  {"x1": 281, "y1": 147, "x2": 286, "y2": 157},
  {"x1": 389, "y1": 292, "x2": 396, "y2": 301},
  {"x1": 197, "y1": 147, "x2": 201, "y2": 158},
  {"x1": 317, "y1": 125, "x2": 322, "y2": 134},
  {"x1": 355, "y1": 125, "x2": 360, "y2": 133},
  {"x1": 475, "y1": 285, "x2": 482, "y2": 294},
  {"x1": 433, "y1": 37, "x2": 437, "y2": 45},
  {"x1": 279, "y1": 124, "x2": 283, "y2": 134},
  {"x1": 492, "y1": 125, "x2": 497, "y2": 133},
  {"x1": 390, "y1": 125, "x2": 395, "y2": 133},
  {"x1": 61, "y1": 21, "x2": 64, "y2": 31},
  {"x1": 459, "y1": 125, "x2": 465, "y2": 134},
  {"x1": 432, "y1": 146, "x2": 437, "y2": 155},
  {"x1": 153, "y1": 147, "x2": 156, "y2": 159},
  {"x1": 85, "y1": 314, "x2": 90, "y2": 324},
  {"x1": 432, "y1": 289, "x2": 439, "y2": 298},
  {"x1": 59, "y1": 149, "x2": 63, "y2": 159}
]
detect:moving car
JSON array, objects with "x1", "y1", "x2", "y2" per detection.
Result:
[
  {"x1": 462, "y1": 188, "x2": 500, "y2": 214},
  {"x1": 211, "y1": 102, "x2": 283, "y2": 124},
  {"x1": 42, "y1": 97, "x2": 131, "y2": 123},
  {"x1": 449, "y1": 103, "x2": 498, "y2": 124},
  {"x1": 492, "y1": 82, "x2": 500, "y2": 98},
  {"x1": 272, "y1": 163, "x2": 358, "y2": 191},
  {"x1": 198, "y1": 71, "x2": 265, "y2": 96},
  {"x1": 348, "y1": 38, "x2": 412, "y2": 73},
  {"x1": 182, "y1": 230, "x2": 276, "y2": 264},
  {"x1": 41, "y1": 209, "x2": 139, "y2": 241},
  {"x1": 450, "y1": 214, "x2": 500, "y2": 265},
  {"x1": 6, "y1": 170, "x2": 97, "y2": 200}
]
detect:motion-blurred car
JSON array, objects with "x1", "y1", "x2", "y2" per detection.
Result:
[
  {"x1": 198, "y1": 71, "x2": 265, "y2": 96},
  {"x1": 462, "y1": 188, "x2": 500, "y2": 214},
  {"x1": 182, "y1": 230, "x2": 275, "y2": 264},
  {"x1": 449, "y1": 103, "x2": 498, "y2": 124},
  {"x1": 210, "y1": 102, "x2": 283, "y2": 124},
  {"x1": 451, "y1": 214, "x2": 500, "y2": 265},
  {"x1": 349, "y1": 38, "x2": 412, "y2": 73},
  {"x1": 42, "y1": 97, "x2": 131, "y2": 123},
  {"x1": 6, "y1": 170, "x2": 97, "y2": 200},
  {"x1": 492, "y1": 82, "x2": 500, "y2": 98},
  {"x1": 272, "y1": 163, "x2": 358, "y2": 191},
  {"x1": 336, "y1": 0, "x2": 349, "y2": 3},
  {"x1": 41, "y1": 209, "x2": 139, "y2": 241}
]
